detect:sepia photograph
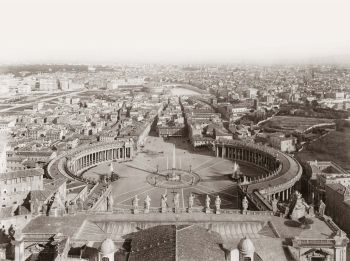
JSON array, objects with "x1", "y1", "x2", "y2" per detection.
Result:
[{"x1": 0, "y1": 0, "x2": 350, "y2": 260}]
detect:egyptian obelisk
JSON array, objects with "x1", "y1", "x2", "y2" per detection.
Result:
[{"x1": 172, "y1": 144, "x2": 176, "y2": 170}]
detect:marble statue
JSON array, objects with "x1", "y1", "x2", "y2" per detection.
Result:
[
  {"x1": 205, "y1": 195, "x2": 211, "y2": 213},
  {"x1": 290, "y1": 191, "x2": 308, "y2": 221},
  {"x1": 215, "y1": 195, "x2": 221, "y2": 214},
  {"x1": 173, "y1": 193, "x2": 180, "y2": 211},
  {"x1": 133, "y1": 195, "x2": 140, "y2": 214},
  {"x1": 242, "y1": 196, "x2": 249, "y2": 213},
  {"x1": 319, "y1": 199, "x2": 326, "y2": 217},
  {"x1": 144, "y1": 195, "x2": 151, "y2": 213},
  {"x1": 271, "y1": 196, "x2": 278, "y2": 215},
  {"x1": 161, "y1": 192, "x2": 168, "y2": 212},
  {"x1": 188, "y1": 193, "x2": 194, "y2": 209},
  {"x1": 133, "y1": 195, "x2": 139, "y2": 208}
]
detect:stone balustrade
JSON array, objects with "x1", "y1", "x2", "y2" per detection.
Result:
[{"x1": 74, "y1": 207, "x2": 274, "y2": 216}]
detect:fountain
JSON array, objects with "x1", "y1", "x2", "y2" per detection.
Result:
[
  {"x1": 146, "y1": 144, "x2": 200, "y2": 189},
  {"x1": 232, "y1": 161, "x2": 241, "y2": 180},
  {"x1": 108, "y1": 162, "x2": 119, "y2": 182}
]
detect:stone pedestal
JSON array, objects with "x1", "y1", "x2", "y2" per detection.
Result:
[
  {"x1": 14, "y1": 237, "x2": 24, "y2": 261},
  {"x1": 216, "y1": 209, "x2": 221, "y2": 215},
  {"x1": 144, "y1": 209, "x2": 149, "y2": 214},
  {"x1": 188, "y1": 208, "x2": 192, "y2": 213},
  {"x1": 205, "y1": 208, "x2": 211, "y2": 214},
  {"x1": 161, "y1": 207, "x2": 167, "y2": 213},
  {"x1": 174, "y1": 208, "x2": 180, "y2": 214},
  {"x1": 133, "y1": 208, "x2": 139, "y2": 214}
]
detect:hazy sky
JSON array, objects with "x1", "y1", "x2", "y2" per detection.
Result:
[{"x1": 1, "y1": 0, "x2": 350, "y2": 64}]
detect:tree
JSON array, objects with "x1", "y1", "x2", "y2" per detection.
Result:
[{"x1": 311, "y1": 100, "x2": 319, "y2": 108}]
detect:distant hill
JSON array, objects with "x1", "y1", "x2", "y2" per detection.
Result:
[{"x1": 0, "y1": 64, "x2": 89, "y2": 76}]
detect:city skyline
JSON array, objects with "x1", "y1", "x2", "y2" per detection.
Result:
[{"x1": 1, "y1": 1, "x2": 350, "y2": 261}]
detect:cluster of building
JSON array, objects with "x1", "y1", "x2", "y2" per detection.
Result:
[
  {"x1": 156, "y1": 96, "x2": 185, "y2": 138},
  {"x1": 305, "y1": 160, "x2": 350, "y2": 235},
  {"x1": 0, "y1": 82, "x2": 167, "y2": 235},
  {"x1": 181, "y1": 96, "x2": 230, "y2": 148},
  {"x1": 0, "y1": 64, "x2": 349, "y2": 261}
]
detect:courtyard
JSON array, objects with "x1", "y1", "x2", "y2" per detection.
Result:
[{"x1": 83, "y1": 136, "x2": 264, "y2": 210}]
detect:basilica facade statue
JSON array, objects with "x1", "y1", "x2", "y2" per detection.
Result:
[
  {"x1": 205, "y1": 195, "x2": 211, "y2": 213},
  {"x1": 144, "y1": 195, "x2": 151, "y2": 213},
  {"x1": 133, "y1": 195, "x2": 139, "y2": 214},
  {"x1": 242, "y1": 196, "x2": 249, "y2": 213},
  {"x1": 161, "y1": 192, "x2": 168, "y2": 212},
  {"x1": 215, "y1": 195, "x2": 221, "y2": 214},
  {"x1": 188, "y1": 193, "x2": 194, "y2": 209}
]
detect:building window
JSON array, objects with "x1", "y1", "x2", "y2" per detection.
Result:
[
  {"x1": 102, "y1": 258, "x2": 109, "y2": 261},
  {"x1": 243, "y1": 258, "x2": 251, "y2": 261}
]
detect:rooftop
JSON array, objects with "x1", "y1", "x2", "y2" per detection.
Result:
[{"x1": 0, "y1": 168, "x2": 43, "y2": 181}]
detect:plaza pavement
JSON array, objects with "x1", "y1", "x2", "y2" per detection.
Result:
[{"x1": 83, "y1": 136, "x2": 264, "y2": 210}]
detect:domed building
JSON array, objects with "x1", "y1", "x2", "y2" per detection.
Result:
[
  {"x1": 99, "y1": 237, "x2": 116, "y2": 261},
  {"x1": 238, "y1": 237, "x2": 255, "y2": 260}
]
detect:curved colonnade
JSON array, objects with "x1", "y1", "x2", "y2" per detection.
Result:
[
  {"x1": 215, "y1": 139, "x2": 302, "y2": 207},
  {"x1": 47, "y1": 137, "x2": 301, "y2": 212},
  {"x1": 47, "y1": 140, "x2": 134, "y2": 184}
]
